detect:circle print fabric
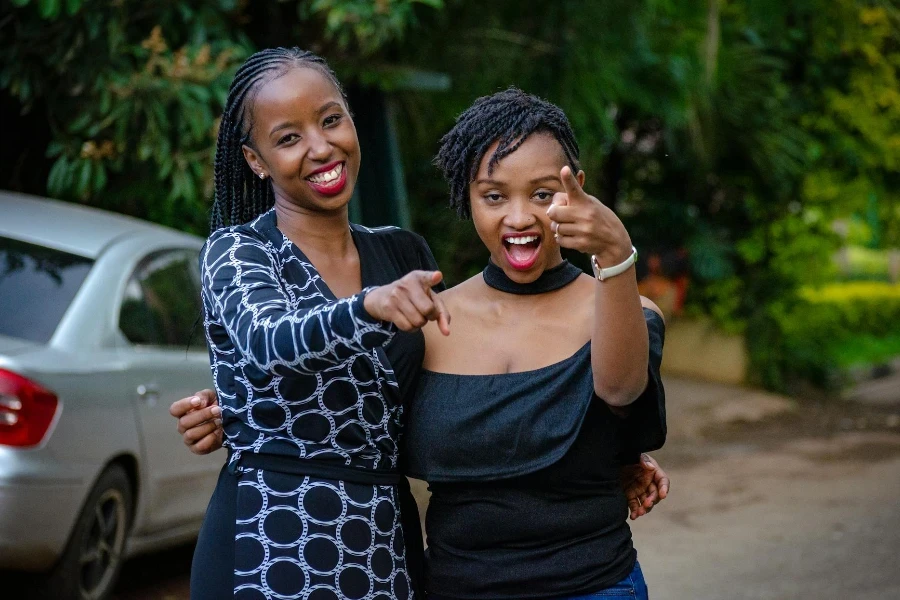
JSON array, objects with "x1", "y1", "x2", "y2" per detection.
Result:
[{"x1": 234, "y1": 468, "x2": 412, "y2": 599}]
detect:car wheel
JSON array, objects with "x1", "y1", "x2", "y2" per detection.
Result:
[{"x1": 44, "y1": 464, "x2": 134, "y2": 600}]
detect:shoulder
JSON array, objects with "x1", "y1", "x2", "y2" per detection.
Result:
[
  {"x1": 352, "y1": 223, "x2": 428, "y2": 248},
  {"x1": 202, "y1": 220, "x2": 274, "y2": 266},
  {"x1": 439, "y1": 273, "x2": 486, "y2": 307},
  {"x1": 640, "y1": 296, "x2": 666, "y2": 325},
  {"x1": 351, "y1": 224, "x2": 436, "y2": 273}
]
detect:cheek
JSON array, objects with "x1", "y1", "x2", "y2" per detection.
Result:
[
  {"x1": 337, "y1": 125, "x2": 360, "y2": 158},
  {"x1": 469, "y1": 201, "x2": 502, "y2": 249},
  {"x1": 269, "y1": 147, "x2": 302, "y2": 175},
  {"x1": 536, "y1": 211, "x2": 554, "y2": 231}
]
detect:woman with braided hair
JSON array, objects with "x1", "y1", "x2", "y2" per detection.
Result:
[
  {"x1": 188, "y1": 46, "x2": 451, "y2": 599},
  {"x1": 176, "y1": 49, "x2": 669, "y2": 599}
]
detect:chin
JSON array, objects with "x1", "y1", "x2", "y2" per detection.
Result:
[{"x1": 294, "y1": 186, "x2": 354, "y2": 214}]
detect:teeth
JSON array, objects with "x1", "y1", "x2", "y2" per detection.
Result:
[
  {"x1": 308, "y1": 163, "x2": 344, "y2": 184},
  {"x1": 506, "y1": 235, "x2": 539, "y2": 245}
]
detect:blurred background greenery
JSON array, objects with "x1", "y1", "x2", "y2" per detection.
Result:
[{"x1": 1, "y1": 0, "x2": 898, "y2": 393}]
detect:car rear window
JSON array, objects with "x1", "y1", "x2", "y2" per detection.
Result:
[{"x1": 0, "y1": 236, "x2": 94, "y2": 343}]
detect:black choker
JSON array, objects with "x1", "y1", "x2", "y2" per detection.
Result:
[{"x1": 482, "y1": 260, "x2": 583, "y2": 295}]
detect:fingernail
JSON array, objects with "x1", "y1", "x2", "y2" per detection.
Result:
[
  {"x1": 190, "y1": 396, "x2": 201, "y2": 407},
  {"x1": 211, "y1": 406, "x2": 222, "y2": 416},
  {"x1": 215, "y1": 418, "x2": 223, "y2": 427}
]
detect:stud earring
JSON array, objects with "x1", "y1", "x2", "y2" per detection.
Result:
[{"x1": 258, "y1": 172, "x2": 266, "y2": 179}]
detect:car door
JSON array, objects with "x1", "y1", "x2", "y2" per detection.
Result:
[{"x1": 117, "y1": 248, "x2": 223, "y2": 531}]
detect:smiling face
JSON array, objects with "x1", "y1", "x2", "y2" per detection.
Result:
[
  {"x1": 470, "y1": 132, "x2": 585, "y2": 282},
  {"x1": 241, "y1": 66, "x2": 360, "y2": 214}
]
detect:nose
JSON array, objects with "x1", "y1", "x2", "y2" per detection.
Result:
[
  {"x1": 503, "y1": 197, "x2": 538, "y2": 230},
  {"x1": 306, "y1": 130, "x2": 332, "y2": 162}
]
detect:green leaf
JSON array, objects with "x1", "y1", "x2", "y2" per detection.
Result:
[
  {"x1": 47, "y1": 156, "x2": 68, "y2": 195},
  {"x1": 137, "y1": 142, "x2": 152, "y2": 162},
  {"x1": 67, "y1": 112, "x2": 93, "y2": 133},
  {"x1": 38, "y1": 0, "x2": 61, "y2": 19},
  {"x1": 99, "y1": 90, "x2": 111, "y2": 115},
  {"x1": 186, "y1": 85, "x2": 211, "y2": 103},
  {"x1": 65, "y1": 0, "x2": 81, "y2": 16},
  {"x1": 159, "y1": 157, "x2": 173, "y2": 179},
  {"x1": 11, "y1": 0, "x2": 31, "y2": 7},
  {"x1": 46, "y1": 141, "x2": 65, "y2": 157},
  {"x1": 93, "y1": 164, "x2": 108, "y2": 192},
  {"x1": 76, "y1": 160, "x2": 93, "y2": 198}
]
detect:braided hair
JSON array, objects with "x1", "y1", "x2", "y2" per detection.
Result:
[
  {"x1": 209, "y1": 47, "x2": 347, "y2": 232},
  {"x1": 434, "y1": 88, "x2": 581, "y2": 219}
]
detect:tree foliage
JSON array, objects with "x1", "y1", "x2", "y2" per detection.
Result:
[
  {"x1": 0, "y1": 0, "x2": 441, "y2": 231},
  {"x1": 1, "y1": 0, "x2": 897, "y2": 389},
  {"x1": 386, "y1": 0, "x2": 899, "y2": 389}
]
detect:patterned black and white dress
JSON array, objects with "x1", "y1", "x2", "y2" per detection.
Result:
[{"x1": 192, "y1": 209, "x2": 437, "y2": 600}]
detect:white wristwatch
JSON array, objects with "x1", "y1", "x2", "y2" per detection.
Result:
[{"x1": 591, "y1": 246, "x2": 638, "y2": 281}]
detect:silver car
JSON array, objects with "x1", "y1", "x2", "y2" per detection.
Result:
[{"x1": 0, "y1": 192, "x2": 221, "y2": 599}]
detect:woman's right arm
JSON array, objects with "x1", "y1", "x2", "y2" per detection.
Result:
[{"x1": 203, "y1": 230, "x2": 449, "y2": 376}]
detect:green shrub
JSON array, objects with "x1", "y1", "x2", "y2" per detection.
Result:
[
  {"x1": 837, "y1": 246, "x2": 893, "y2": 282},
  {"x1": 755, "y1": 282, "x2": 900, "y2": 391}
]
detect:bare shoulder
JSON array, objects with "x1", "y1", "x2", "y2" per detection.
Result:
[
  {"x1": 436, "y1": 273, "x2": 486, "y2": 310},
  {"x1": 640, "y1": 296, "x2": 666, "y2": 323},
  {"x1": 422, "y1": 273, "x2": 486, "y2": 348},
  {"x1": 571, "y1": 275, "x2": 664, "y2": 323}
]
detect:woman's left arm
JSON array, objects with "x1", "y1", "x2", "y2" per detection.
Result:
[{"x1": 548, "y1": 166, "x2": 649, "y2": 406}]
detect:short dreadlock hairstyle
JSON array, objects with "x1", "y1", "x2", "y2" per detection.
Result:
[
  {"x1": 210, "y1": 47, "x2": 347, "y2": 232},
  {"x1": 433, "y1": 88, "x2": 581, "y2": 219}
]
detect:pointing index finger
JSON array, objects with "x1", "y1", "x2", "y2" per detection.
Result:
[
  {"x1": 560, "y1": 166, "x2": 586, "y2": 202},
  {"x1": 430, "y1": 288, "x2": 451, "y2": 336},
  {"x1": 420, "y1": 270, "x2": 443, "y2": 289}
]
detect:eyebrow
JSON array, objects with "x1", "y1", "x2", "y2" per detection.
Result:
[
  {"x1": 268, "y1": 102, "x2": 344, "y2": 136},
  {"x1": 474, "y1": 174, "x2": 560, "y2": 186},
  {"x1": 269, "y1": 121, "x2": 296, "y2": 136},
  {"x1": 529, "y1": 174, "x2": 560, "y2": 184},
  {"x1": 317, "y1": 101, "x2": 342, "y2": 115}
]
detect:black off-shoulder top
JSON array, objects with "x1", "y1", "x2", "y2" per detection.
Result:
[{"x1": 406, "y1": 308, "x2": 666, "y2": 599}]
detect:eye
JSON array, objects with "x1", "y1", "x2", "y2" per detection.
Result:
[
  {"x1": 278, "y1": 132, "x2": 300, "y2": 145},
  {"x1": 484, "y1": 193, "x2": 504, "y2": 204},
  {"x1": 534, "y1": 191, "x2": 554, "y2": 202},
  {"x1": 323, "y1": 113, "x2": 343, "y2": 127}
]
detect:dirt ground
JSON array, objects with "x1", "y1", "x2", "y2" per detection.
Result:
[
  {"x1": 630, "y1": 378, "x2": 900, "y2": 600},
  {"x1": 108, "y1": 376, "x2": 900, "y2": 600}
]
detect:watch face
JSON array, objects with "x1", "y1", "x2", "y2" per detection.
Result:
[{"x1": 591, "y1": 255, "x2": 602, "y2": 279}]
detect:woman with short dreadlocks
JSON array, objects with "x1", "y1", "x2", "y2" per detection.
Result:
[
  {"x1": 401, "y1": 88, "x2": 667, "y2": 599},
  {"x1": 188, "y1": 47, "x2": 450, "y2": 599}
]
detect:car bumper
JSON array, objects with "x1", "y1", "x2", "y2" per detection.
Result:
[{"x1": 0, "y1": 452, "x2": 90, "y2": 571}]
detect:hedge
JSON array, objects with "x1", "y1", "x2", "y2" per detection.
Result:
[{"x1": 755, "y1": 282, "x2": 900, "y2": 390}]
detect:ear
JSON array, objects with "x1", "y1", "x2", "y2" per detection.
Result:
[
  {"x1": 576, "y1": 169, "x2": 586, "y2": 188},
  {"x1": 242, "y1": 144, "x2": 266, "y2": 179}
]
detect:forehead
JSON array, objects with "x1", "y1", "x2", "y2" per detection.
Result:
[
  {"x1": 475, "y1": 132, "x2": 568, "y2": 179},
  {"x1": 251, "y1": 66, "x2": 343, "y2": 120}
]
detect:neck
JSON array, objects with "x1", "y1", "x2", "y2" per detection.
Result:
[
  {"x1": 482, "y1": 258, "x2": 582, "y2": 295},
  {"x1": 274, "y1": 198, "x2": 353, "y2": 258}
]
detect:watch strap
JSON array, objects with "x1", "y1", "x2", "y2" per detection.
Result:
[{"x1": 591, "y1": 246, "x2": 638, "y2": 281}]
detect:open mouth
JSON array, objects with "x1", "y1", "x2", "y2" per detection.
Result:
[
  {"x1": 305, "y1": 161, "x2": 347, "y2": 196},
  {"x1": 502, "y1": 232, "x2": 542, "y2": 271}
]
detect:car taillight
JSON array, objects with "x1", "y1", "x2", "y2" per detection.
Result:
[{"x1": 0, "y1": 369, "x2": 59, "y2": 447}]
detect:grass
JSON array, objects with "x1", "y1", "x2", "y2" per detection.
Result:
[{"x1": 831, "y1": 332, "x2": 900, "y2": 369}]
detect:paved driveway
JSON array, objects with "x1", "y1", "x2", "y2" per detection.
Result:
[{"x1": 108, "y1": 376, "x2": 900, "y2": 600}]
